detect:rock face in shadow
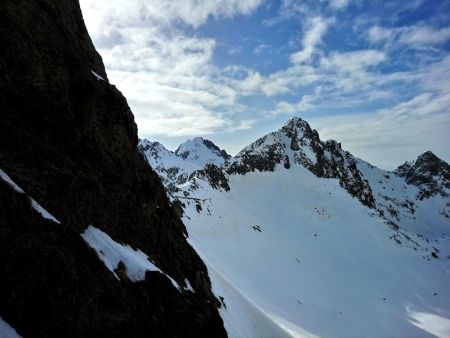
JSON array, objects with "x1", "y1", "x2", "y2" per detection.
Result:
[{"x1": 0, "y1": 0, "x2": 225, "y2": 336}]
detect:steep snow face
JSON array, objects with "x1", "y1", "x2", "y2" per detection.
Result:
[{"x1": 190, "y1": 242, "x2": 293, "y2": 338}]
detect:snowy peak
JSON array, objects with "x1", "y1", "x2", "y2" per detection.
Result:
[
  {"x1": 226, "y1": 117, "x2": 375, "y2": 207},
  {"x1": 225, "y1": 117, "x2": 320, "y2": 175},
  {"x1": 396, "y1": 151, "x2": 450, "y2": 199},
  {"x1": 281, "y1": 116, "x2": 319, "y2": 139},
  {"x1": 175, "y1": 137, "x2": 230, "y2": 167},
  {"x1": 138, "y1": 139, "x2": 195, "y2": 190},
  {"x1": 138, "y1": 137, "x2": 229, "y2": 191},
  {"x1": 139, "y1": 140, "x2": 179, "y2": 167}
]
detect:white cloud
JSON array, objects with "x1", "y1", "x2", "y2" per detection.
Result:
[
  {"x1": 369, "y1": 25, "x2": 450, "y2": 46},
  {"x1": 321, "y1": 50, "x2": 386, "y2": 75},
  {"x1": 240, "y1": 71, "x2": 263, "y2": 93},
  {"x1": 79, "y1": 0, "x2": 450, "y2": 167},
  {"x1": 261, "y1": 76, "x2": 293, "y2": 96},
  {"x1": 252, "y1": 48, "x2": 389, "y2": 104},
  {"x1": 309, "y1": 56, "x2": 450, "y2": 169},
  {"x1": 79, "y1": 0, "x2": 263, "y2": 139},
  {"x1": 271, "y1": 94, "x2": 316, "y2": 116},
  {"x1": 262, "y1": 0, "x2": 311, "y2": 26},
  {"x1": 311, "y1": 92, "x2": 450, "y2": 169},
  {"x1": 290, "y1": 17, "x2": 332, "y2": 64},
  {"x1": 227, "y1": 119, "x2": 259, "y2": 131},
  {"x1": 81, "y1": 0, "x2": 262, "y2": 29},
  {"x1": 320, "y1": 50, "x2": 387, "y2": 91},
  {"x1": 368, "y1": 26, "x2": 393, "y2": 43},
  {"x1": 401, "y1": 26, "x2": 450, "y2": 45}
]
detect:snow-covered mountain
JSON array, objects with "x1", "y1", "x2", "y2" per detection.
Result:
[
  {"x1": 143, "y1": 117, "x2": 450, "y2": 338},
  {"x1": 138, "y1": 137, "x2": 230, "y2": 191},
  {"x1": 175, "y1": 137, "x2": 231, "y2": 165}
]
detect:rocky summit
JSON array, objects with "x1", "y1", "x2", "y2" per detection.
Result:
[
  {"x1": 396, "y1": 151, "x2": 450, "y2": 199},
  {"x1": 0, "y1": 0, "x2": 225, "y2": 337}
]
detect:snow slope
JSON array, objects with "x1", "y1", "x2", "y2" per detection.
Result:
[
  {"x1": 144, "y1": 117, "x2": 450, "y2": 337},
  {"x1": 190, "y1": 243, "x2": 293, "y2": 338},
  {"x1": 182, "y1": 165, "x2": 450, "y2": 337}
]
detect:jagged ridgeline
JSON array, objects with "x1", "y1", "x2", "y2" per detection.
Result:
[{"x1": 0, "y1": 0, "x2": 226, "y2": 337}]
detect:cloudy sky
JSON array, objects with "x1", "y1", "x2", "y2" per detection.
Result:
[{"x1": 80, "y1": 0, "x2": 450, "y2": 169}]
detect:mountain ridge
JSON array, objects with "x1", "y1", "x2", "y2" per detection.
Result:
[
  {"x1": 144, "y1": 116, "x2": 449, "y2": 213},
  {"x1": 142, "y1": 116, "x2": 450, "y2": 337}
]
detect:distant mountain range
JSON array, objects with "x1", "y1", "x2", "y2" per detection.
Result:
[{"x1": 141, "y1": 116, "x2": 450, "y2": 337}]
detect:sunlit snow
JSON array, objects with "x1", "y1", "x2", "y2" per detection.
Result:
[{"x1": 183, "y1": 165, "x2": 450, "y2": 337}]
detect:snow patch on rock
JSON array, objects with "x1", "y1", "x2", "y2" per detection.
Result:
[
  {"x1": 81, "y1": 225, "x2": 179, "y2": 289},
  {"x1": 0, "y1": 169, "x2": 60, "y2": 224},
  {"x1": 0, "y1": 317, "x2": 22, "y2": 338}
]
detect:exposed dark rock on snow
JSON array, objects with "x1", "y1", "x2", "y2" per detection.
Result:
[
  {"x1": 192, "y1": 164, "x2": 231, "y2": 192},
  {"x1": 0, "y1": 0, "x2": 225, "y2": 337},
  {"x1": 396, "y1": 151, "x2": 450, "y2": 199},
  {"x1": 226, "y1": 136, "x2": 290, "y2": 174},
  {"x1": 0, "y1": 181, "x2": 224, "y2": 338},
  {"x1": 226, "y1": 117, "x2": 375, "y2": 208},
  {"x1": 138, "y1": 138, "x2": 229, "y2": 192}
]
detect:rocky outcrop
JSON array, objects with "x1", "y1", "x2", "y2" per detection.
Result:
[
  {"x1": 0, "y1": 0, "x2": 225, "y2": 337},
  {"x1": 225, "y1": 117, "x2": 375, "y2": 208},
  {"x1": 192, "y1": 164, "x2": 231, "y2": 192},
  {"x1": 396, "y1": 151, "x2": 450, "y2": 199},
  {"x1": 226, "y1": 133, "x2": 291, "y2": 174}
]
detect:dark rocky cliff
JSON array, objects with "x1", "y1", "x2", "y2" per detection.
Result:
[
  {"x1": 396, "y1": 151, "x2": 450, "y2": 199},
  {"x1": 0, "y1": 0, "x2": 225, "y2": 336}
]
